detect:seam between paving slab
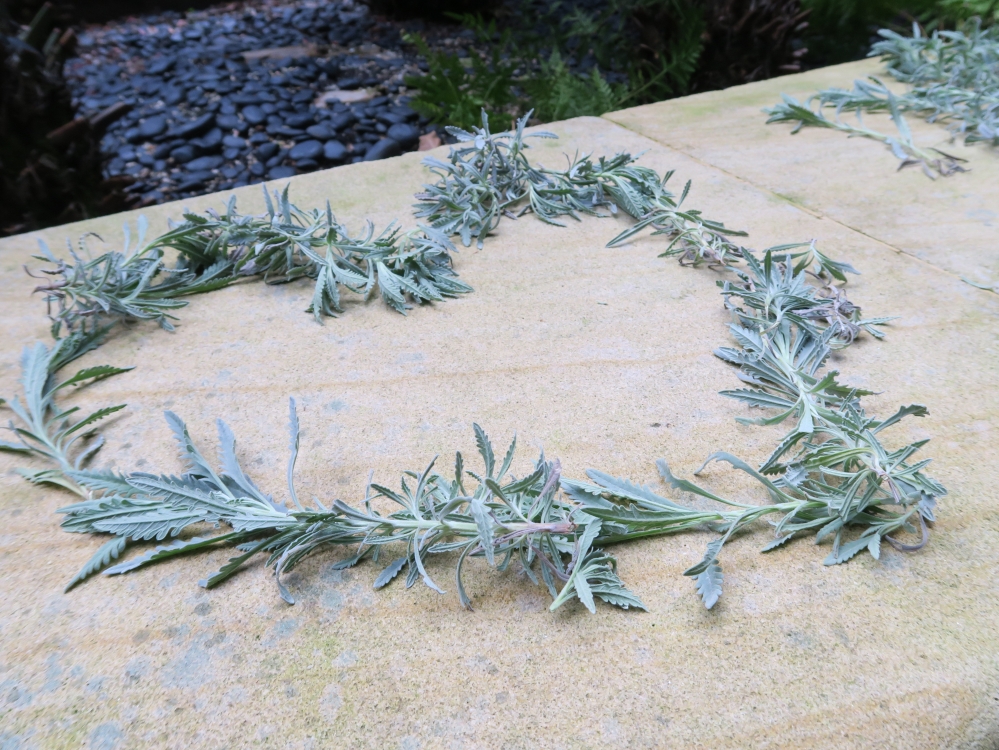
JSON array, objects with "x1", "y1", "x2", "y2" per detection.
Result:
[{"x1": 599, "y1": 112, "x2": 990, "y2": 292}]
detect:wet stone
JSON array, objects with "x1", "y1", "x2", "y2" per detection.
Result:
[
  {"x1": 173, "y1": 113, "x2": 215, "y2": 138},
  {"x1": 289, "y1": 140, "x2": 324, "y2": 161},
  {"x1": 169, "y1": 145, "x2": 197, "y2": 164},
  {"x1": 216, "y1": 114, "x2": 246, "y2": 132},
  {"x1": 255, "y1": 142, "x2": 279, "y2": 159},
  {"x1": 364, "y1": 137, "x2": 401, "y2": 161},
  {"x1": 307, "y1": 124, "x2": 335, "y2": 140},
  {"x1": 186, "y1": 155, "x2": 224, "y2": 171},
  {"x1": 386, "y1": 123, "x2": 419, "y2": 148},
  {"x1": 285, "y1": 113, "x2": 315, "y2": 128},
  {"x1": 323, "y1": 140, "x2": 347, "y2": 162},
  {"x1": 268, "y1": 165, "x2": 297, "y2": 179},
  {"x1": 242, "y1": 105, "x2": 266, "y2": 125},
  {"x1": 139, "y1": 115, "x2": 167, "y2": 138}
]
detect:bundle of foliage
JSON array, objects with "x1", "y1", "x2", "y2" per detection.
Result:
[
  {"x1": 766, "y1": 20, "x2": 997, "y2": 176},
  {"x1": 414, "y1": 112, "x2": 747, "y2": 257},
  {"x1": 565, "y1": 250, "x2": 940, "y2": 608},
  {"x1": 29, "y1": 186, "x2": 472, "y2": 336},
  {"x1": 0, "y1": 328, "x2": 131, "y2": 496}
]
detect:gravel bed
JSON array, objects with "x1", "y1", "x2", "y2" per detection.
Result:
[{"x1": 63, "y1": 0, "x2": 469, "y2": 206}]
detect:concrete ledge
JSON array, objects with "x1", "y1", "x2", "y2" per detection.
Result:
[{"x1": 1, "y1": 65, "x2": 998, "y2": 749}]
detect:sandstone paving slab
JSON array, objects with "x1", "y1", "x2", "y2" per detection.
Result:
[
  {"x1": 1, "y1": 115, "x2": 998, "y2": 749},
  {"x1": 604, "y1": 59, "x2": 999, "y2": 288}
]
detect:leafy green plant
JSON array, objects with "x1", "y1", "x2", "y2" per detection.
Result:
[
  {"x1": 0, "y1": 329, "x2": 132, "y2": 496},
  {"x1": 926, "y1": 0, "x2": 998, "y2": 28},
  {"x1": 31, "y1": 186, "x2": 472, "y2": 335},
  {"x1": 765, "y1": 85, "x2": 968, "y2": 177},
  {"x1": 766, "y1": 21, "x2": 997, "y2": 176},
  {"x1": 496, "y1": 0, "x2": 708, "y2": 103},
  {"x1": 31, "y1": 215, "x2": 233, "y2": 337},
  {"x1": 415, "y1": 111, "x2": 748, "y2": 258},
  {"x1": 873, "y1": 20, "x2": 998, "y2": 144},
  {"x1": 58, "y1": 404, "x2": 645, "y2": 612},
  {"x1": 524, "y1": 50, "x2": 626, "y2": 122},
  {"x1": 403, "y1": 32, "x2": 518, "y2": 131},
  {"x1": 565, "y1": 248, "x2": 943, "y2": 609}
]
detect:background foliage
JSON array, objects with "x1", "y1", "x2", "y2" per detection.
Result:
[{"x1": 402, "y1": 0, "x2": 996, "y2": 129}]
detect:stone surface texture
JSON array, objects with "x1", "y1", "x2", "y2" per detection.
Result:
[{"x1": 0, "y1": 60, "x2": 997, "y2": 749}]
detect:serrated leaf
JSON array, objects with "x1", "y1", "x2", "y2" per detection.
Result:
[
  {"x1": 373, "y1": 557, "x2": 408, "y2": 589},
  {"x1": 693, "y1": 559, "x2": 723, "y2": 609},
  {"x1": 468, "y1": 494, "x2": 495, "y2": 566},
  {"x1": 761, "y1": 533, "x2": 796, "y2": 552},
  {"x1": 65, "y1": 536, "x2": 127, "y2": 591}
]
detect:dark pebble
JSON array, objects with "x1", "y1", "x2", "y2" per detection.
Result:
[
  {"x1": 147, "y1": 58, "x2": 175, "y2": 75},
  {"x1": 173, "y1": 113, "x2": 215, "y2": 138},
  {"x1": 170, "y1": 145, "x2": 197, "y2": 164},
  {"x1": 267, "y1": 165, "x2": 297, "y2": 179},
  {"x1": 216, "y1": 114, "x2": 246, "y2": 132},
  {"x1": 285, "y1": 113, "x2": 315, "y2": 128},
  {"x1": 196, "y1": 128, "x2": 224, "y2": 149},
  {"x1": 249, "y1": 162, "x2": 266, "y2": 176},
  {"x1": 364, "y1": 138, "x2": 401, "y2": 161},
  {"x1": 377, "y1": 112, "x2": 405, "y2": 126},
  {"x1": 255, "y1": 142, "x2": 279, "y2": 159},
  {"x1": 223, "y1": 148, "x2": 241, "y2": 160},
  {"x1": 139, "y1": 115, "x2": 167, "y2": 138},
  {"x1": 323, "y1": 140, "x2": 347, "y2": 162},
  {"x1": 386, "y1": 123, "x2": 420, "y2": 148},
  {"x1": 306, "y1": 124, "x2": 334, "y2": 140},
  {"x1": 124, "y1": 127, "x2": 143, "y2": 144},
  {"x1": 163, "y1": 88, "x2": 183, "y2": 106},
  {"x1": 296, "y1": 158, "x2": 318, "y2": 169},
  {"x1": 330, "y1": 112, "x2": 356, "y2": 131},
  {"x1": 186, "y1": 155, "x2": 224, "y2": 171},
  {"x1": 232, "y1": 93, "x2": 262, "y2": 105},
  {"x1": 337, "y1": 77, "x2": 362, "y2": 90},
  {"x1": 392, "y1": 105, "x2": 418, "y2": 120},
  {"x1": 289, "y1": 140, "x2": 323, "y2": 161},
  {"x1": 242, "y1": 105, "x2": 266, "y2": 125},
  {"x1": 175, "y1": 170, "x2": 213, "y2": 190}
]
